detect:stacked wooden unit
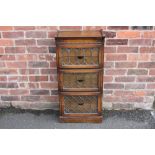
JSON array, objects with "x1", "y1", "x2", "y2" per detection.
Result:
[{"x1": 55, "y1": 30, "x2": 104, "y2": 123}]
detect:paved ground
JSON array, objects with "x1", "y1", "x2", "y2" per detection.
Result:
[{"x1": 0, "y1": 108, "x2": 155, "y2": 129}]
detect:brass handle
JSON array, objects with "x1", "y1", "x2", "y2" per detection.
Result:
[
  {"x1": 78, "y1": 102, "x2": 84, "y2": 106},
  {"x1": 77, "y1": 56, "x2": 84, "y2": 59}
]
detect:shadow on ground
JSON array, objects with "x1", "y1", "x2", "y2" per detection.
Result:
[{"x1": 0, "y1": 108, "x2": 155, "y2": 129}]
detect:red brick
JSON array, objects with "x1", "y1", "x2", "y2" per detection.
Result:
[
  {"x1": 16, "y1": 54, "x2": 37, "y2": 61},
  {"x1": 15, "y1": 39, "x2": 36, "y2": 46},
  {"x1": 0, "y1": 76, "x2": 7, "y2": 81},
  {"x1": 129, "y1": 39, "x2": 152, "y2": 46},
  {"x1": 40, "y1": 96, "x2": 58, "y2": 102},
  {"x1": 103, "y1": 76, "x2": 113, "y2": 82},
  {"x1": 41, "y1": 69, "x2": 57, "y2": 74},
  {"x1": 140, "y1": 47, "x2": 155, "y2": 53},
  {"x1": 48, "y1": 31, "x2": 57, "y2": 38},
  {"x1": 0, "y1": 40, "x2": 14, "y2": 46},
  {"x1": 37, "y1": 39, "x2": 55, "y2": 46},
  {"x1": 38, "y1": 54, "x2": 53, "y2": 61},
  {"x1": 8, "y1": 76, "x2": 28, "y2": 82},
  {"x1": 137, "y1": 76, "x2": 155, "y2": 82},
  {"x1": 14, "y1": 26, "x2": 35, "y2": 30},
  {"x1": 5, "y1": 47, "x2": 25, "y2": 53},
  {"x1": 1, "y1": 96, "x2": 19, "y2": 101},
  {"x1": 0, "y1": 62, "x2": 5, "y2": 67},
  {"x1": 125, "y1": 84, "x2": 145, "y2": 89},
  {"x1": 106, "y1": 54, "x2": 127, "y2": 61},
  {"x1": 0, "y1": 26, "x2": 13, "y2": 31},
  {"x1": 104, "y1": 47, "x2": 116, "y2": 53},
  {"x1": 2, "y1": 32, "x2": 24, "y2": 38},
  {"x1": 26, "y1": 31, "x2": 47, "y2": 38},
  {"x1": 149, "y1": 69, "x2": 155, "y2": 75},
  {"x1": 117, "y1": 47, "x2": 138, "y2": 53},
  {"x1": 105, "y1": 69, "x2": 126, "y2": 75},
  {"x1": 138, "y1": 62, "x2": 155, "y2": 68},
  {"x1": 0, "y1": 69, "x2": 17, "y2": 75},
  {"x1": 143, "y1": 31, "x2": 155, "y2": 38},
  {"x1": 104, "y1": 62, "x2": 114, "y2": 68},
  {"x1": 104, "y1": 83, "x2": 124, "y2": 89},
  {"x1": 122, "y1": 96, "x2": 143, "y2": 102},
  {"x1": 117, "y1": 31, "x2": 140, "y2": 38},
  {"x1": 0, "y1": 55, "x2": 15, "y2": 61},
  {"x1": 19, "y1": 69, "x2": 40, "y2": 75},
  {"x1": 27, "y1": 47, "x2": 48, "y2": 53},
  {"x1": 40, "y1": 82, "x2": 58, "y2": 89},
  {"x1": 127, "y1": 69, "x2": 148, "y2": 75},
  {"x1": 104, "y1": 96, "x2": 121, "y2": 102},
  {"x1": 10, "y1": 89, "x2": 29, "y2": 95},
  {"x1": 106, "y1": 39, "x2": 128, "y2": 45},
  {"x1": 107, "y1": 26, "x2": 129, "y2": 30},
  {"x1": 49, "y1": 75, "x2": 57, "y2": 81},
  {"x1": 60, "y1": 26, "x2": 82, "y2": 30},
  {"x1": 147, "y1": 84, "x2": 155, "y2": 89},
  {"x1": 36, "y1": 26, "x2": 58, "y2": 30},
  {"x1": 0, "y1": 90, "x2": 9, "y2": 95},
  {"x1": 50, "y1": 62, "x2": 56, "y2": 68},
  {"x1": 30, "y1": 90, "x2": 50, "y2": 95},
  {"x1": 0, "y1": 83, "x2": 18, "y2": 88},
  {"x1": 115, "y1": 62, "x2": 137, "y2": 68},
  {"x1": 29, "y1": 76, "x2": 48, "y2": 82},
  {"x1": 6, "y1": 62, "x2": 26, "y2": 68},
  {"x1": 83, "y1": 26, "x2": 106, "y2": 30},
  {"x1": 102, "y1": 31, "x2": 116, "y2": 38},
  {"x1": 115, "y1": 76, "x2": 135, "y2": 82},
  {"x1": 128, "y1": 54, "x2": 149, "y2": 61},
  {"x1": 0, "y1": 47, "x2": 4, "y2": 54},
  {"x1": 28, "y1": 61, "x2": 49, "y2": 68},
  {"x1": 21, "y1": 96, "x2": 40, "y2": 102},
  {"x1": 114, "y1": 90, "x2": 134, "y2": 96},
  {"x1": 28, "y1": 83, "x2": 39, "y2": 89},
  {"x1": 151, "y1": 54, "x2": 155, "y2": 61}
]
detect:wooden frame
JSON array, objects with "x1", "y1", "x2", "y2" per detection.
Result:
[{"x1": 55, "y1": 30, "x2": 104, "y2": 123}]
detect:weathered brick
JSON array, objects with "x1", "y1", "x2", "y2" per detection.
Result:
[
  {"x1": 140, "y1": 47, "x2": 155, "y2": 53},
  {"x1": 14, "y1": 26, "x2": 35, "y2": 30},
  {"x1": 106, "y1": 39, "x2": 128, "y2": 45},
  {"x1": 125, "y1": 84, "x2": 145, "y2": 89},
  {"x1": 0, "y1": 26, "x2": 13, "y2": 31},
  {"x1": 117, "y1": 47, "x2": 138, "y2": 53},
  {"x1": 41, "y1": 69, "x2": 57, "y2": 74},
  {"x1": 0, "y1": 76, "x2": 7, "y2": 81},
  {"x1": 0, "y1": 83, "x2": 18, "y2": 88},
  {"x1": 138, "y1": 62, "x2": 155, "y2": 68},
  {"x1": 147, "y1": 84, "x2": 155, "y2": 89},
  {"x1": 131, "y1": 26, "x2": 153, "y2": 30},
  {"x1": 5, "y1": 47, "x2": 25, "y2": 53},
  {"x1": 60, "y1": 26, "x2": 82, "y2": 30},
  {"x1": 104, "y1": 47, "x2": 116, "y2": 53},
  {"x1": 40, "y1": 96, "x2": 58, "y2": 102},
  {"x1": 21, "y1": 96, "x2": 40, "y2": 102},
  {"x1": 102, "y1": 31, "x2": 116, "y2": 38},
  {"x1": 106, "y1": 54, "x2": 127, "y2": 61},
  {"x1": 0, "y1": 62, "x2": 5, "y2": 67},
  {"x1": 0, "y1": 90, "x2": 9, "y2": 95},
  {"x1": 83, "y1": 26, "x2": 106, "y2": 30},
  {"x1": 10, "y1": 89, "x2": 29, "y2": 95},
  {"x1": 115, "y1": 76, "x2": 135, "y2": 82},
  {"x1": 107, "y1": 26, "x2": 129, "y2": 30},
  {"x1": 36, "y1": 26, "x2": 58, "y2": 30},
  {"x1": 103, "y1": 76, "x2": 113, "y2": 82},
  {"x1": 128, "y1": 54, "x2": 149, "y2": 61},
  {"x1": 27, "y1": 47, "x2": 48, "y2": 53},
  {"x1": 128, "y1": 69, "x2": 148, "y2": 75},
  {"x1": 19, "y1": 69, "x2": 40, "y2": 75},
  {"x1": 104, "y1": 83, "x2": 124, "y2": 89},
  {"x1": 104, "y1": 62, "x2": 114, "y2": 68},
  {"x1": 143, "y1": 31, "x2": 155, "y2": 38},
  {"x1": 26, "y1": 31, "x2": 47, "y2": 38},
  {"x1": 40, "y1": 82, "x2": 58, "y2": 89},
  {"x1": 28, "y1": 61, "x2": 49, "y2": 68},
  {"x1": 149, "y1": 69, "x2": 155, "y2": 75},
  {"x1": 48, "y1": 31, "x2": 57, "y2": 38},
  {"x1": 117, "y1": 31, "x2": 140, "y2": 38},
  {"x1": 29, "y1": 76, "x2": 48, "y2": 82},
  {"x1": 15, "y1": 39, "x2": 36, "y2": 46},
  {"x1": 0, "y1": 55, "x2": 15, "y2": 61},
  {"x1": 8, "y1": 76, "x2": 28, "y2": 82},
  {"x1": 2, "y1": 32, "x2": 24, "y2": 38},
  {"x1": 37, "y1": 39, "x2": 55, "y2": 46},
  {"x1": 0, "y1": 40, "x2": 14, "y2": 46},
  {"x1": 1, "y1": 96, "x2": 19, "y2": 101},
  {"x1": 30, "y1": 90, "x2": 50, "y2": 95},
  {"x1": 137, "y1": 76, "x2": 155, "y2": 82},
  {"x1": 0, "y1": 69, "x2": 17, "y2": 75},
  {"x1": 0, "y1": 47, "x2": 4, "y2": 54},
  {"x1": 129, "y1": 39, "x2": 152, "y2": 46},
  {"x1": 105, "y1": 69, "x2": 126, "y2": 75},
  {"x1": 6, "y1": 62, "x2": 27, "y2": 68},
  {"x1": 115, "y1": 62, "x2": 137, "y2": 68}
]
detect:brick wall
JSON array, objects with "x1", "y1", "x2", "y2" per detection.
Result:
[{"x1": 0, "y1": 26, "x2": 155, "y2": 110}]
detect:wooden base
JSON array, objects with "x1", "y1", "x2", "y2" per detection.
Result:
[{"x1": 59, "y1": 116, "x2": 103, "y2": 123}]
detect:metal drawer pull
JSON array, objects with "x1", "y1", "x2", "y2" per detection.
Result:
[
  {"x1": 77, "y1": 79, "x2": 84, "y2": 83},
  {"x1": 77, "y1": 56, "x2": 84, "y2": 59},
  {"x1": 78, "y1": 102, "x2": 84, "y2": 106}
]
